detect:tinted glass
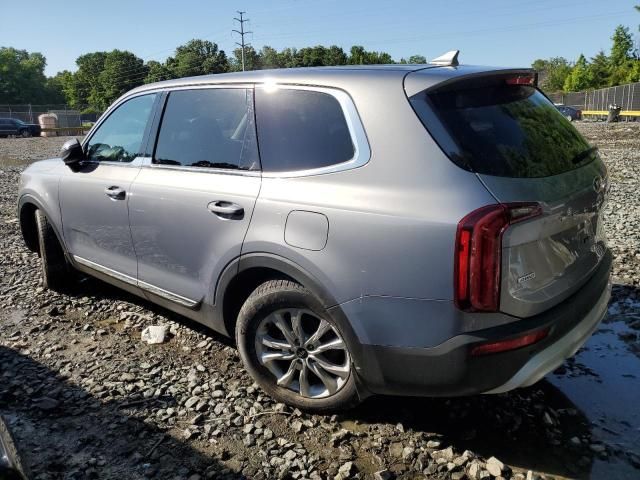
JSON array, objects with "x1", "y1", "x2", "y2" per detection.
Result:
[
  {"x1": 154, "y1": 89, "x2": 259, "y2": 170},
  {"x1": 255, "y1": 89, "x2": 354, "y2": 172},
  {"x1": 411, "y1": 82, "x2": 595, "y2": 178},
  {"x1": 86, "y1": 94, "x2": 156, "y2": 162}
]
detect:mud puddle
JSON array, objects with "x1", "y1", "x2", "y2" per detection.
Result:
[{"x1": 550, "y1": 318, "x2": 640, "y2": 479}]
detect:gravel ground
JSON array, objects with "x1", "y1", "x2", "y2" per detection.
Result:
[{"x1": 0, "y1": 125, "x2": 639, "y2": 480}]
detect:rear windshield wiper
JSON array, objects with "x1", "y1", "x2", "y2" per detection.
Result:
[{"x1": 571, "y1": 146, "x2": 598, "y2": 164}]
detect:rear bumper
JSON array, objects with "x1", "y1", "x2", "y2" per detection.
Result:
[{"x1": 349, "y1": 250, "x2": 612, "y2": 397}]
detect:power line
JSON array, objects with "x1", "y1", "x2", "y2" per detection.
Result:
[{"x1": 233, "y1": 11, "x2": 252, "y2": 71}]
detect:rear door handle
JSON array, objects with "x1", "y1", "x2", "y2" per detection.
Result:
[
  {"x1": 207, "y1": 201, "x2": 244, "y2": 217},
  {"x1": 104, "y1": 186, "x2": 126, "y2": 200}
]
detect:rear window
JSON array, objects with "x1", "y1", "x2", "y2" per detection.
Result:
[
  {"x1": 255, "y1": 88, "x2": 354, "y2": 172},
  {"x1": 410, "y1": 77, "x2": 596, "y2": 178}
]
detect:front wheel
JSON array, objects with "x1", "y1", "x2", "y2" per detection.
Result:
[
  {"x1": 20, "y1": 129, "x2": 31, "y2": 138},
  {"x1": 236, "y1": 280, "x2": 360, "y2": 412},
  {"x1": 565, "y1": 115, "x2": 573, "y2": 122},
  {"x1": 35, "y1": 209, "x2": 71, "y2": 292}
]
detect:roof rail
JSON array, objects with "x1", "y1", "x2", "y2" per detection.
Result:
[{"x1": 430, "y1": 50, "x2": 460, "y2": 67}]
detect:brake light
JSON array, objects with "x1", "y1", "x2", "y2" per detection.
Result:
[
  {"x1": 455, "y1": 203, "x2": 541, "y2": 312},
  {"x1": 470, "y1": 327, "x2": 549, "y2": 356},
  {"x1": 505, "y1": 73, "x2": 537, "y2": 86}
]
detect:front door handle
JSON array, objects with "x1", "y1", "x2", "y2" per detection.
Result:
[
  {"x1": 207, "y1": 201, "x2": 244, "y2": 218},
  {"x1": 104, "y1": 186, "x2": 126, "y2": 200}
]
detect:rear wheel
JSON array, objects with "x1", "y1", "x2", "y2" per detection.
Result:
[
  {"x1": 236, "y1": 280, "x2": 359, "y2": 412},
  {"x1": 35, "y1": 209, "x2": 71, "y2": 292},
  {"x1": 565, "y1": 114, "x2": 573, "y2": 122}
]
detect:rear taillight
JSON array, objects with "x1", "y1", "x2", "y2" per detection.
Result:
[{"x1": 455, "y1": 203, "x2": 541, "y2": 312}]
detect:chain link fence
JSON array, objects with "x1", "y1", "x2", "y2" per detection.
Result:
[
  {"x1": 0, "y1": 105, "x2": 102, "y2": 134},
  {"x1": 547, "y1": 81, "x2": 640, "y2": 119}
]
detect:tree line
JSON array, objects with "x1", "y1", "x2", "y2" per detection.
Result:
[
  {"x1": 2, "y1": 6, "x2": 638, "y2": 110},
  {"x1": 0, "y1": 41, "x2": 426, "y2": 112},
  {"x1": 533, "y1": 8, "x2": 640, "y2": 93}
]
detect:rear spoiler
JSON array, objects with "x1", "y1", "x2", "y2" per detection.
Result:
[{"x1": 404, "y1": 67, "x2": 537, "y2": 97}]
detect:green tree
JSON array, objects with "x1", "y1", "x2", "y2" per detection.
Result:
[
  {"x1": 166, "y1": 39, "x2": 228, "y2": 78},
  {"x1": 531, "y1": 57, "x2": 571, "y2": 92},
  {"x1": 588, "y1": 51, "x2": 611, "y2": 88},
  {"x1": 259, "y1": 46, "x2": 284, "y2": 69},
  {"x1": 408, "y1": 55, "x2": 427, "y2": 64},
  {"x1": 42, "y1": 74, "x2": 67, "y2": 104},
  {"x1": 297, "y1": 46, "x2": 328, "y2": 67},
  {"x1": 144, "y1": 60, "x2": 172, "y2": 83},
  {"x1": 98, "y1": 50, "x2": 147, "y2": 109},
  {"x1": 277, "y1": 48, "x2": 302, "y2": 68},
  {"x1": 73, "y1": 52, "x2": 107, "y2": 109},
  {"x1": 230, "y1": 46, "x2": 261, "y2": 71},
  {"x1": 563, "y1": 54, "x2": 592, "y2": 92},
  {"x1": 297, "y1": 45, "x2": 349, "y2": 67},
  {"x1": 0, "y1": 47, "x2": 49, "y2": 103},
  {"x1": 348, "y1": 45, "x2": 393, "y2": 64},
  {"x1": 610, "y1": 25, "x2": 634, "y2": 67},
  {"x1": 323, "y1": 45, "x2": 348, "y2": 66}
]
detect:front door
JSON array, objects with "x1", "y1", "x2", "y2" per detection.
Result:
[
  {"x1": 59, "y1": 93, "x2": 158, "y2": 279},
  {"x1": 128, "y1": 87, "x2": 261, "y2": 306}
]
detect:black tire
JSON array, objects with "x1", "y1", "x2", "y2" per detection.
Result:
[
  {"x1": 20, "y1": 129, "x2": 31, "y2": 138},
  {"x1": 35, "y1": 209, "x2": 71, "y2": 292},
  {"x1": 0, "y1": 415, "x2": 31, "y2": 480},
  {"x1": 236, "y1": 279, "x2": 360, "y2": 412}
]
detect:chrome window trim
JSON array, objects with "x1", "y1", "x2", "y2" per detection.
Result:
[
  {"x1": 255, "y1": 83, "x2": 371, "y2": 178},
  {"x1": 79, "y1": 156, "x2": 148, "y2": 169},
  {"x1": 141, "y1": 158, "x2": 261, "y2": 177},
  {"x1": 73, "y1": 255, "x2": 200, "y2": 309}
]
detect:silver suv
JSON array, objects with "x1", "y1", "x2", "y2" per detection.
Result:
[{"x1": 18, "y1": 55, "x2": 611, "y2": 412}]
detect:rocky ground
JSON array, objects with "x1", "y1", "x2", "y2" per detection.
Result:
[{"x1": 0, "y1": 124, "x2": 639, "y2": 480}]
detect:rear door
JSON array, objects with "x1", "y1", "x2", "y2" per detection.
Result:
[
  {"x1": 128, "y1": 86, "x2": 261, "y2": 308},
  {"x1": 409, "y1": 72, "x2": 608, "y2": 317}
]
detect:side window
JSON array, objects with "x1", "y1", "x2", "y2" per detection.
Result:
[
  {"x1": 154, "y1": 88, "x2": 259, "y2": 170},
  {"x1": 86, "y1": 93, "x2": 156, "y2": 163},
  {"x1": 255, "y1": 88, "x2": 355, "y2": 172}
]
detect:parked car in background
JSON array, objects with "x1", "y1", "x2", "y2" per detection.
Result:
[
  {"x1": 556, "y1": 105, "x2": 582, "y2": 121},
  {"x1": 0, "y1": 118, "x2": 41, "y2": 138},
  {"x1": 18, "y1": 54, "x2": 611, "y2": 412}
]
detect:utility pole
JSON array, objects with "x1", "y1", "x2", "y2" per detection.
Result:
[{"x1": 233, "y1": 11, "x2": 252, "y2": 71}]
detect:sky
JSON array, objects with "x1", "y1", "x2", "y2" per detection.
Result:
[{"x1": 2, "y1": 0, "x2": 638, "y2": 77}]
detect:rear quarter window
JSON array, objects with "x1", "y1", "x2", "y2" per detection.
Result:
[
  {"x1": 255, "y1": 88, "x2": 355, "y2": 173},
  {"x1": 410, "y1": 78, "x2": 596, "y2": 178}
]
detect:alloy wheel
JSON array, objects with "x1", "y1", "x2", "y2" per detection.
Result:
[{"x1": 254, "y1": 308, "x2": 350, "y2": 398}]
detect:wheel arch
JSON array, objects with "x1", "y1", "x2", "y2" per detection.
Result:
[
  {"x1": 216, "y1": 253, "x2": 347, "y2": 337},
  {"x1": 18, "y1": 194, "x2": 67, "y2": 255}
]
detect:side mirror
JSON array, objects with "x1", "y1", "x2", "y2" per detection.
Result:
[{"x1": 60, "y1": 138, "x2": 84, "y2": 169}]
